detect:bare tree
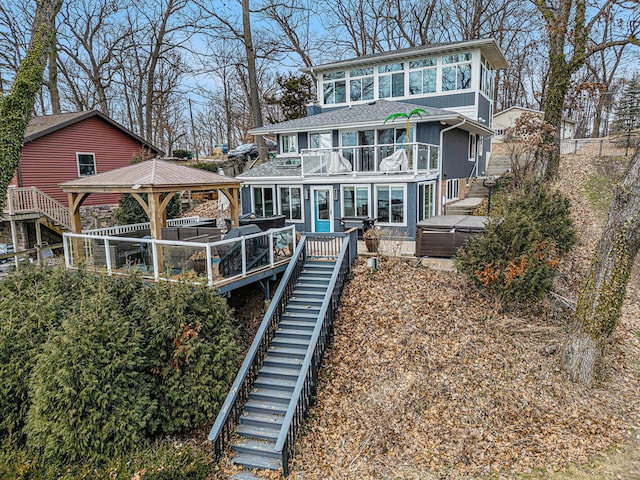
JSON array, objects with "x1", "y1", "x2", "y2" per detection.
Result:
[
  {"x1": 56, "y1": 0, "x2": 132, "y2": 116},
  {"x1": 567, "y1": 149, "x2": 640, "y2": 384},
  {"x1": 0, "y1": 0, "x2": 63, "y2": 210},
  {"x1": 533, "y1": 0, "x2": 639, "y2": 179}
]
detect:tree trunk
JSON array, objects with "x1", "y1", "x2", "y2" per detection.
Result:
[
  {"x1": 568, "y1": 149, "x2": 640, "y2": 383},
  {"x1": 0, "y1": 0, "x2": 63, "y2": 210},
  {"x1": 542, "y1": 48, "x2": 571, "y2": 180},
  {"x1": 242, "y1": 0, "x2": 267, "y2": 161},
  {"x1": 48, "y1": 27, "x2": 60, "y2": 114}
]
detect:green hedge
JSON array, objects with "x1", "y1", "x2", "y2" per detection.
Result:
[
  {"x1": 0, "y1": 266, "x2": 239, "y2": 468},
  {"x1": 455, "y1": 182, "x2": 576, "y2": 302}
]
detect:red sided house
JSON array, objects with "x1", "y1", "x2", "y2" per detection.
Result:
[{"x1": 1, "y1": 110, "x2": 162, "y2": 253}]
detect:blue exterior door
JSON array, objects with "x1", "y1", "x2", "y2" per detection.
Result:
[{"x1": 312, "y1": 187, "x2": 332, "y2": 232}]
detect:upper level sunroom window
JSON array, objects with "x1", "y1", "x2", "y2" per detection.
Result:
[
  {"x1": 323, "y1": 71, "x2": 346, "y2": 105},
  {"x1": 350, "y1": 67, "x2": 374, "y2": 102},
  {"x1": 409, "y1": 57, "x2": 437, "y2": 95},
  {"x1": 442, "y1": 53, "x2": 472, "y2": 91},
  {"x1": 480, "y1": 56, "x2": 495, "y2": 100},
  {"x1": 378, "y1": 63, "x2": 404, "y2": 98}
]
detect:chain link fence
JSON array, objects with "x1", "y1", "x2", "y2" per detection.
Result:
[{"x1": 560, "y1": 135, "x2": 640, "y2": 158}]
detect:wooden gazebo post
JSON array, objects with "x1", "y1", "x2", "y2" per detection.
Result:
[{"x1": 67, "y1": 191, "x2": 89, "y2": 262}]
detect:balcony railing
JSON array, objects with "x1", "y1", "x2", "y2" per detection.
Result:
[
  {"x1": 300, "y1": 142, "x2": 439, "y2": 177},
  {"x1": 62, "y1": 225, "x2": 297, "y2": 287}
]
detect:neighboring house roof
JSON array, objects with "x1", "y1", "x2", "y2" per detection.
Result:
[
  {"x1": 238, "y1": 159, "x2": 301, "y2": 179},
  {"x1": 60, "y1": 159, "x2": 239, "y2": 191},
  {"x1": 25, "y1": 110, "x2": 164, "y2": 155},
  {"x1": 302, "y1": 38, "x2": 509, "y2": 73},
  {"x1": 493, "y1": 106, "x2": 576, "y2": 125},
  {"x1": 250, "y1": 99, "x2": 492, "y2": 136}
]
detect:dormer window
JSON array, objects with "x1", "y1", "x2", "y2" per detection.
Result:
[
  {"x1": 349, "y1": 67, "x2": 374, "y2": 102},
  {"x1": 378, "y1": 63, "x2": 404, "y2": 98},
  {"x1": 442, "y1": 53, "x2": 472, "y2": 91},
  {"x1": 322, "y1": 71, "x2": 346, "y2": 105}
]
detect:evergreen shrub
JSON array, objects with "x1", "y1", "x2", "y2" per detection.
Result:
[
  {"x1": 0, "y1": 267, "x2": 84, "y2": 440},
  {"x1": 0, "y1": 266, "x2": 238, "y2": 468},
  {"x1": 130, "y1": 281, "x2": 239, "y2": 435},
  {"x1": 455, "y1": 183, "x2": 576, "y2": 302},
  {"x1": 25, "y1": 274, "x2": 154, "y2": 463}
]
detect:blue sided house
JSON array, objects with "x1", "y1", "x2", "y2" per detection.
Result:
[{"x1": 238, "y1": 38, "x2": 509, "y2": 239}]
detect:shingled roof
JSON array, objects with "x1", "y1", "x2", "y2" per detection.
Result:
[
  {"x1": 25, "y1": 110, "x2": 163, "y2": 155},
  {"x1": 60, "y1": 159, "x2": 239, "y2": 192}
]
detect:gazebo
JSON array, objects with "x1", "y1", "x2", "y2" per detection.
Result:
[{"x1": 60, "y1": 159, "x2": 241, "y2": 241}]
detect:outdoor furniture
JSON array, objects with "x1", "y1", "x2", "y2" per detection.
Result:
[
  {"x1": 239, "y1": 214, "x2": 286, "y2": 231},
  {"x1": 218, "y1": 225, "x2": 268, "y2": 277}
]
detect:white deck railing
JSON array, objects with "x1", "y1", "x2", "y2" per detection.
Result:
[
  {"x1": 63, "y1": 225, "x2": 297, "y2": 287},
  {"x1": 84, "y1": 216, "x2": 203, "y2": 236},
  {"x1": 6, "y1": 186, "x2": 72, "y2": 229},
  {"x1": 300, "y1": 142, "x2": 439, "y2": 177}
]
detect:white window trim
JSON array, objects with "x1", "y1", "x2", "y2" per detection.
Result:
[
  {"x1": 250, "y1": 185, "x2": 276, "y2": 217},
  {"x1": 278, "y1": 185, "x2": 304, "y2": 223},
  {"x1": 418, "y1": 182, "x2": 437, "y2": 221},
  {"x1": 445, "y1": 178, "x2": 459, "y2": 201},
  {"x1": 280, "y1": 134, "x2": 298, "y2": 156},
  {"x1": 469, "y1": 134, "x2": 477, "y2": 162},
  {"x1": 319, "y1": 49, "x2": 481, "y2": 107},
  {"x1": 76, "y1": 152, "x2": 96, "y2": 177},
  {"x1": 374, "y1": 184, "x2": 407, "y2": 227},
  {"x1": 340, "y1": 184, "x2": 371, "y2": 218}
]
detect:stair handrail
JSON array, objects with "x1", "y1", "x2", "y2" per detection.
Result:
[
  {"x1": 7, "y1": 186, "x2": 71, "y2": 230},
  {"x1": 208, "y1": 235, "x2": 308, "y2": 456},
  {"x1": 275, "y1": 234, "x2": 351, "y2": 476}
]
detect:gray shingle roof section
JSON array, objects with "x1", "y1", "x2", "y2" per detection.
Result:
[
  {"x1": 250, "y1": 99, "x2": 457, "y2": 135},
  {"x1": 238, "y1": 159, "x2": 301, "y2": 179}
]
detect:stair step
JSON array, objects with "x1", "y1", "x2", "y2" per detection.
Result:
[
  {"x1": 286, "y1": 303, "x2": 321, "y2": 314},
  {"x1": 282, "y1": 311, "x2": 319, "y2": 320},
  {"x1": 250, "y1": 387, "x2": 292, "y2": 403},
  {"x1": 295, "y1": 282, "x2": 328, "y2": 290},
  {"x1": 297, "y1": 275, "x2": 332, "y2": 283},
  {"x1": 301, "y1": 268, "x2": 333, "y2": 276},
  {"x1": 293, "y1": 288, "x2": 329, "y2": 296},
  {"x1": 276, "y1": 328, "x2": 313, "y2": 341},
  {"x1": 289, "y1": 295, "x2": 324, "y2": 304},
  {"x1": 233, "y1": 452, "x2": 281, "y2": 471},
  {"x1": 244, "y1": 399, "x2": 289, "y2": 415},
  {"x1": 254, "y1": 376, "x2": 297, "y2": 391},
  {"x1": 260, "y1": 365, "x2": 301, "y2": 380},
  {"x1": 240, "y1": 411, "x2": 285, "y2": 428},
  {"x1": 236, "y1": 423, "x2": 281, "y2": 442},
  {"x1": 263, "y1": 355, "x2": 304, "y2": 370},
  {"x1": 271, "y1": 336, "x2": 311, "y2": 349},
  {"x1": 268, "y1": 345, "x2": 307, "y2": 359},
  {"x1": 279, "y1": 319, "x2": 316, "y2": 330}
]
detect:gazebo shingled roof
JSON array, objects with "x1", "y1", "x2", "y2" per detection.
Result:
[
  {"x1": 60, "y1": 158, "x2": 239, "y2": 192},
  {"x1": 60, "y1": 159, "x2": 242, "y2": 249}
]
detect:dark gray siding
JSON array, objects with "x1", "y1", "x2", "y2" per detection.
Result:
[
  {"x1": 241, "y1": 186, "x2": 252, "y2": 214},
  {"x1": 416, "y1": 122, "x2": 440, "y2": 144},
  {"x1": 408, "y1": 92, "x2": 475, "y2": 110},
  {"x1": 442, "y1": 129, "x2": 474, "y2": 180},
  {"x1": 478, "y1": 94, "x2": 491, "y2": 125},
  {"x1": 298, "y1": 132, "x2": 308, "y2": 150}
]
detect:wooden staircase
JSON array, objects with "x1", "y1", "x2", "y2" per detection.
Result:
[
  {"x1": 232, "y1": 261, "x2": 335, "y2": 474},
  {"x1": 4, "y1": 187, "x2": 72, "y2": 232},
  {"x1": 209, "y1": 232, "x2": 357, "y2": 478}
]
